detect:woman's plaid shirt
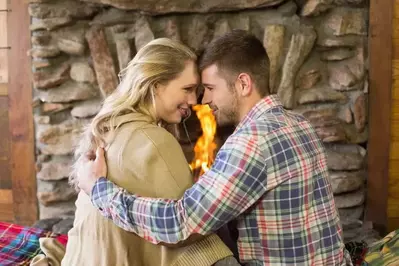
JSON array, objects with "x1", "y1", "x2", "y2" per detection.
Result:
[{"x1": 91, "y1": 95, "x2": 348, "y2": 265}]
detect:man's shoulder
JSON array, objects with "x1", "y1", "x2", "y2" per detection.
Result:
[{"x1": 236, "y1": 109, "x2": 308, "y2": 136}]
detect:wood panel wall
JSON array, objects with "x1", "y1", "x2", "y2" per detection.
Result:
[
  {"x1": 388, "y1": 0, "x2": 399, "y2": 232},
  {"x1": 0, "y1": 0, "x2": 38, "y2": 225},
  {"x1": 366, "y1": 0, "x2": 393, "y2": 234}
]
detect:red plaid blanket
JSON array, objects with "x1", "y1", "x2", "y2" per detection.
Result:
[{"x1": 0, "y1": 222, "x2": 68, "y2": 266}]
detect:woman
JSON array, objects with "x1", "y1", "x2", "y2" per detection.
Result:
[{"x1": 31, "y1": 38, "x2": 235, "y2": 266}]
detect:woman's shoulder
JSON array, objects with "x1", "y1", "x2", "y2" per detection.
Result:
[{"x1": 111, "y1": 121, "x2": 179, "y2": 152}]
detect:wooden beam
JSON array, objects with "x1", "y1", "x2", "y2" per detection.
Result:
[
  {"x1": 0, "y1": 0, "x2": 8, "y2": 83},
  {"x1": 365, "y1": 0, "x2": 394, "y2": 235},
  {"x1": 8, "y1": 0, "x2": 38, "y2": 225}
]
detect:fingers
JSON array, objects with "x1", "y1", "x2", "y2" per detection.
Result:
[{"x1": 95, "y1": 147, "x2": 105, "y2": 162}]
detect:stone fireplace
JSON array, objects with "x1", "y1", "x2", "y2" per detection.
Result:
[{"x1": 30, "y1": 0, "x2": 370, "y2": 240}]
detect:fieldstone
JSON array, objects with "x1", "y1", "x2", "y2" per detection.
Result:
[
  {"x1": 301, "y1": 108, "x2": 337, "y2": 120},
  {"x1": 349, "y1": 47, "x2": 366, "y2": 81},
  {"x1": 52, "y1": 218, "x2": 74, "y2": 235},
  {"x1": 37, "y1": 119, "x2": 88, "y2": 155},
  {"x1": 320, "y1": 48, "x2": 355, "y2": 61},
  {"x1": 32, "y1": 218, "x2": 62, "y2": 231},
  {"x1": 341, "y1": 219, "x2": 363, "y2": 232},
  {"x1": 32, "y1": 58, "x2": 56, "y2": 70},
  {"x1": 109, "y1": 24, "x2": 135, "y2": 40},
  {"x1": 86, "y1": 26, "x2": 118, "y2": 97},
  {"x1": 338, "y1": 205, "x2": 364, "y2": 221},
  {"x1": 213, "y1": 19, "x2": 231, "y2": 40},
  {"x1": 302, "y1": 109, "x2": 341, "y2": 128},
  {"x1": 325, "y1": 144, "x2": 365, "y2": 170},
  {"x1": 328, "y1": 65, "x2": 361, "y2": 91},
  {"x1": 342, "y1": 107, "x2": 353, "y2": 124},
  {"x1": 334, "y1": 0, "x2": 365, "y2": 5},
  {"x1": 330, "y1": 171, "x2": 365, "y2": 194},
  {"x1": 33, "y1": 63, "x2": 70, "y2": 90},
  {"x1": 71, "y1": 98, "x2": 102, "y2": 118},
  {"x1": 31, "y1": 31, "x2": 52, "y2": 46},
  {"x1": 163, "y1": 17, "x2": 181, "y2": 41},
  {"x1": 37, "y1": 154, "x2": 51, "y2": 163},
  {"x1": 277, "y1": 1, "x2": 298, "y2": 17},
  {"x1": 334, "y1": 189, "x2": 365, "y2": 208},
  {"x1": 353, "y1": 93, "x2": 367, "y2": 132},
  {"x1": 29, "y1": 1, "x2": 99, "y2": 18},
  {"x1": 37, "y1": 157, "x2": 73, "y2": 181},
  {"x1": 32, "y1": 55, "x2": 69, "y2": 71},
  {"x1": 70, "y1": 62, "x2": 96, "y2": 84},
  {"x1": 91, "y1": 8, "x2": 139, "y2": 26},
  {"x1": 53, "y1": 23, "x2": 88, "y2": 55},
  {"x1": 278, "y1": 26, "x2": 317, "y2": 109},
  {"x1": 30, "y1": 17, "x2": 73, "y2": 31},
  {"x1": 297, "y1": 69, "x2": 321, "y2": 89},
  {"x1": 79, "y1": 0, "x2": 285, "y2": 14},
  {"x1": 301, "y1": 0, "x2": 333, "y2": 17},
  {"x1": 37, "y1": 179, "x2": 78, "y2": 206},
  {"x1": 41, "y1": 103, "x2": 73, "y2": 114},
  {"x1": 134, "y1": 16, "x2": 155, "y2": 51},
  {"x1": 115, "y1": 39, "x2": 133, "y2": 71},
  {"x1": 342, "y1": 123, "x2": 368, "y2": 143},
  {"x1": 229, "y1": 15, "x2": 250, "y2": 31},
  {"x1": 39, "y1": 200, "x2": 76, "y2": 220},
  {"x1": 263, "y1": 25, "x2": 285, "y2": 93},
  {"x1": 297, "y1": 86, "x2": 347, "y2": 105},
  {"x1": 317, "y1": 36, "x2": 358, "y2": 49},
  {"x1": 34, "y1": 115, "x2": 50, "y2": 124},
  {"x1": 315, "y1": 125, "x2": 346, "y2": 142},
  {"x1": 29, "y1": 45, "x2": 60, "y2": 58},
  {"x1": 323, "y1": 7, "x2": 367, "y2": 36},
  {"x1": 38, "y1": 81, "x2": 99, "y2": 103},
  {"x1": 183, "y1": 15, "x2": 215, "y2": 52}
]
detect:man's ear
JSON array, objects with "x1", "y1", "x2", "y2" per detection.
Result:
[{"x1": 236, "y1": 73, "x2": 252, "y2": 97}]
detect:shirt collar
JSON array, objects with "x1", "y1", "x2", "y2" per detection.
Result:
[{"x1": 234, "y1": 94, "x2": 283, "y2": 132}]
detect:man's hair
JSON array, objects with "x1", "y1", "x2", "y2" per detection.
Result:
[{"x1": 199, "y1": 29, "x2": 270, "y2": 96}]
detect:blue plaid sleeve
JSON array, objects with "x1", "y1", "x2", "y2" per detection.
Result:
[{"x1": 91, "y1": 135, "x2": 269, "y2": 244}]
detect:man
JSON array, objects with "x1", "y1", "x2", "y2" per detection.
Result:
[{"x1": 78, "y1": 30, "x2": 351, "y2": 265}]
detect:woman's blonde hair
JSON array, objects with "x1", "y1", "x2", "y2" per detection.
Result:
[{"x1": 69, "y1": 38, "x2": 197, "y2": 189}]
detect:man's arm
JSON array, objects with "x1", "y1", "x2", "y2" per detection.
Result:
[{"x1": 91, "y1": 134, "x2": 268, "y2": 244}]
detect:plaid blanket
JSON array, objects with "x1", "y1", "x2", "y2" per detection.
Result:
[
  {"x1": 362, "y1": 229, "x2": 399, "y2": 266},
  {"x1": 0, "y1": 222, "x2": 68, "y2": 266}
]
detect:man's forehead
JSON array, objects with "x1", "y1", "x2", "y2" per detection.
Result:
[{"x1": 201, "y1": 64, "x2": 222, "y2": 83}]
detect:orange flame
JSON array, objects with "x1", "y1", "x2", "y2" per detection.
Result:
[{"x1": 189, "y1": 105, "x2": 217, "y2": 181}]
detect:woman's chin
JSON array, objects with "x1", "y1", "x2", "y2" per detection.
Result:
[{"x1": 162, "y1": 116, "x2": 181, "y2": 125}]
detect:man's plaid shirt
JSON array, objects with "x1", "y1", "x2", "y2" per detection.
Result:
[{"x1": 91, "y1": 95, "x2": 348, "y2": 265}]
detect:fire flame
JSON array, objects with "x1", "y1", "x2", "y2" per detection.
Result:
[{"x1": 189, "y1": 105, "x2": 217, "y2": 181}]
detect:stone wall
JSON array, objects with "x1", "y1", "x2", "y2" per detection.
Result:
[{"x1": 29, "y1": 0, "x2": 369, "y2": 240}]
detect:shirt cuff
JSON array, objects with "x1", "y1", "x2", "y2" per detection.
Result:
[{"x1": 90, "y1": 177, "x2": 120, "y2": 215}]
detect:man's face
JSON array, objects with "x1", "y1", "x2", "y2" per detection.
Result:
[{"x1": 201, "y1": 64, "x2": 239, "y2": 126}]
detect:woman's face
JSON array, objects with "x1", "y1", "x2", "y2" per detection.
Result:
[{"x1": 155, "y1": 60, "x2": 199, "y2": 124}]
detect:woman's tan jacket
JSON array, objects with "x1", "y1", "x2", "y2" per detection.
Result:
[{"x1": 32, "y1": 112, "x2": 232, "y2": 266}]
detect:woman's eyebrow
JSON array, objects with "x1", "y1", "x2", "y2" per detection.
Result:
[{"x1": 202, "y1": 83, "x2": 215, "y2": 87}]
